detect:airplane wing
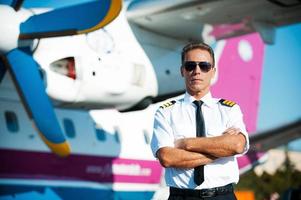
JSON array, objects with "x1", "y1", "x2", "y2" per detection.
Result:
[
  {"x1": 241, "y1": 119, "x2": 301, "y2": 172},
  {"x1": 127, "y1": 0, "x2": 301, "y2": 44},
  {"x1": 249, "y1": 119, "x2": 301, "y2": 152}
]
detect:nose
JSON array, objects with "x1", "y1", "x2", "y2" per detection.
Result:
[{"x1": 193, "y1": 63, "x2": 202, "y2": 74}]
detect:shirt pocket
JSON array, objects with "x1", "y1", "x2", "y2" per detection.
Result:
[
  {"x1": 205, "y1": 109, "x2": 228, "y2": 137},
  {"x1": 206, "y1": 121, "x2": 227, "y2": 137}
]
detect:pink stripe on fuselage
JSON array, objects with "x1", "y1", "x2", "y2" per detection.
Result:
[{"x1": 0, "y1": 149, "x2": 162, "y2": 184}]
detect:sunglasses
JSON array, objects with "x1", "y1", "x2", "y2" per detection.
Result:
[{"x1": 183, "y1": 61, "x2": 213, "y2": 72}]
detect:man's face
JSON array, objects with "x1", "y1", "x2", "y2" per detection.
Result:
[{"x1": 181, "y1": 48, "x2": 215, "y2": 96}]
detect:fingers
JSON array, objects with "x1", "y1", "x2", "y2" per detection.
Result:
[{"x1": 223, "y1": 127, "x2": 241, "y2": 135}]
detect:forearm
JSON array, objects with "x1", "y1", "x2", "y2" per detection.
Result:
[
  {"x1": 156, "y1": 147, "x2": 215, "y2": 168},
  {"x1": 177, "y1": 133, "x2": 246, "y2": 158}
]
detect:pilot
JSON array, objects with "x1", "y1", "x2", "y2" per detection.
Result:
[{"x1": 151, "y1": 42, "x2": 249, "y2": 200}]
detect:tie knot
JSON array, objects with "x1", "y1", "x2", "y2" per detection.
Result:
[{"x1": 193, "y1": 100, "x2": 203, "y2": 107}]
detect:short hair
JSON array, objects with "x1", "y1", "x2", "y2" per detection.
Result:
[{"x1": 181, "y1": 42, "x2": 215, "y2": 67}]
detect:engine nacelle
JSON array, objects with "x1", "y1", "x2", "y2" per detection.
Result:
[{"x1": 34, "y1": 10, "x2": 158, "y2": 111}]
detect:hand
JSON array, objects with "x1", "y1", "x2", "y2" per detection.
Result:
[{"x1": 223, "y1": 127, "x2": 241, "y2": 135}]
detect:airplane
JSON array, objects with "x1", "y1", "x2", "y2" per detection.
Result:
[{"x1": 1, "y1": 0, "x2": 301, "y2": 199}]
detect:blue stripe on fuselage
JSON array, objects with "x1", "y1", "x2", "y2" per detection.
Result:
[{"x1": 0, "y1": 185, "x2": 155, "y2": 200}]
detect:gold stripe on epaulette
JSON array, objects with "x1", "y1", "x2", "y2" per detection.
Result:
[
  {"x1": 219, "y1": 99, "x2": 236, "y2": 107},
  {"x1": 160, "y1": 100, "x2": 176, "y2": 109}
]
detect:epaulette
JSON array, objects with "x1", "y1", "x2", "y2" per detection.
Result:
[
  {"x1": 160, "y1": 100, "x2": 176, "y2": 109},
  {"x1": 219, "y1": 99, "x2": 236, "y2": 107}
]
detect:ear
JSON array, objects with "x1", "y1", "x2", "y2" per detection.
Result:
[
  {"x1": 212, "y1": 67, "x2": 216, "y2": 76},
  {"x1": 180, "y1": 66, "x2": 184, "y2": 77},
  {"x1": 210, "y1": 67, "x2": 218, "y2": 85},
  {"x1": 210, "y1": 67, "x2": 216, "y2": 80}
]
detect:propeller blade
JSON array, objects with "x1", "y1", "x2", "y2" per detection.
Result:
[
  {"x1": 0, "y1": 0, "x2": 23, "y2": 11},
  {"x1": 5, "y1": 49, "x2": 70, "y2": 157},
  {"x1": 19, "y1": 0, "x2": 122, "y2": 39}
]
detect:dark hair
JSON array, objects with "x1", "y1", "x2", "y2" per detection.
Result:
[{"x1": 181, "y1": 42, "x2": 215, "y2": 67}]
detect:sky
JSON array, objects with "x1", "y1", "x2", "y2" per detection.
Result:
[{"x1": 257, "y1": 23, "x2": 301, "y2": 151}]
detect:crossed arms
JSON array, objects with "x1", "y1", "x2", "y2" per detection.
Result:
[{"x1": 156, "y1": 127, "x2": 247, "y2": 169}]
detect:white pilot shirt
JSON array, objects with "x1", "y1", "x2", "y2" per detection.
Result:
[{"x1": 151, "y1": 92, "x2": 249, "y2": 189}]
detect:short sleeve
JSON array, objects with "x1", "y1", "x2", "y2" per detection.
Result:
[
  {"x1": 150, "y1": 109, "x2": 174, "y2": 158},
  {"x1": 229, "y1": 104, "x2": 249, "y2": 156}
]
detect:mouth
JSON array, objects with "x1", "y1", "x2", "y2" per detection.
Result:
[{"x1": 190, "y1": 78, "x2": 203, "y2": 83}]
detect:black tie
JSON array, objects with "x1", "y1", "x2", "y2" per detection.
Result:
[{"x1": 193, "y1": 100, "x2": 205, "y2": 185}]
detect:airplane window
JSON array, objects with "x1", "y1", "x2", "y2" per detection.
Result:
[
  {"x1": 143, "y1": 130, "x2": 150, "y2": 144},
  {"x1": 4, "y1": 111, "x2": 19, "y2": 133},
  {"x1": 63, "y1": 118, "x2": 76, "y2": 138},
  {"x1": 114, "y1": 127, "x2": 121, "y2": 143},
  {"x1": 95, "y1": 128, "x2": 106, "y2": 141}
]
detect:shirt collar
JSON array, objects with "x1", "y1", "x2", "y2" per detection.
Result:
[{"x1": 183, "y1": 91, "x2": 215, "y2": 108}]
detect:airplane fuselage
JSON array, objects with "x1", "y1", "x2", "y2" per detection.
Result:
[{"x1": 0, "y1": 73, "x2": 162, "y2": 199}]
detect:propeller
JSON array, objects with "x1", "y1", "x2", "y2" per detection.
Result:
[{"x1": 0, "y1": 0, "x2": 122, "y2": 157}]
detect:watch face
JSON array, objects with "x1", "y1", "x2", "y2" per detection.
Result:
[{"x1": 86, "y1": 28, "x2": 115, "y2": 55}]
